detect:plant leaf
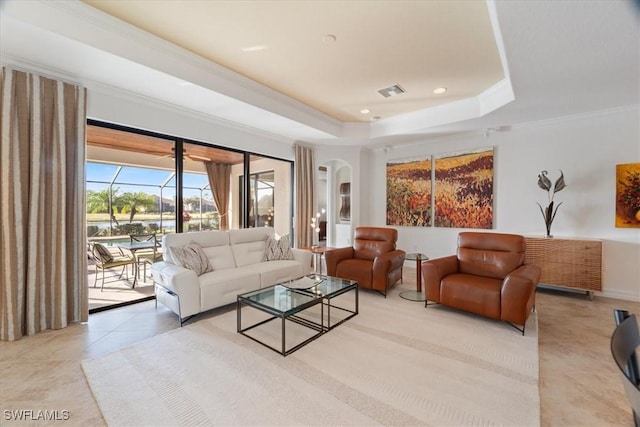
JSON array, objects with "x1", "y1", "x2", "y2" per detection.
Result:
[
  {"x1": 553, "y1": 170, "x2": 566, "y2": 193},
  {"x1": 537, "y1": 170, "x2": 551, "y2": 191},
  {"x1": 545, "y1": 201, "x2": 554, "y2": 224},
  {"x1": 550, "y1": 201, "x2": 563, "y2": 223},
  {"x1": 537, "y1": 203, "x2": 546, "y2": 220}
]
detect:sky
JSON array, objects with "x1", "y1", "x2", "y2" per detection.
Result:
[{"x1": 86, "y1": 162, "x2": 211, "y2": 197}]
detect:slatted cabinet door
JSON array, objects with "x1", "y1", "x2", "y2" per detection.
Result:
[{"x1": 524, "y1": 236, "x2": 602, "y2": 299}]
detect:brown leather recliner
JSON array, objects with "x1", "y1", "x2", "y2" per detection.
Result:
[
  {"x1": 325, "y1": 227, "x2": 405, "y2": 296},
  {"x1": 421, "y1": 232, "x2": 541, "y2": 334}
]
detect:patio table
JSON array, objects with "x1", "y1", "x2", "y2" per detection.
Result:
[{"x1": 117, "y1": 241, "x2": 157, "y2": 288}]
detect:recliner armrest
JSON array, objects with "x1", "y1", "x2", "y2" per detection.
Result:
[
  {"x1": 421, "y1": 255, "x2": 460, "y2": 302},
  {"x1": 325, "y1": 247, "x2": 355, "y2": 276},
  {"x1": 500, "y1": 264, "x2": 542, "y2": 325},
  {"x1": 372, "y1": 249, "x2": 406, "y2": 276},
  {"x1": 291, "y1": 248, "x2": 313, "y2": 275}
]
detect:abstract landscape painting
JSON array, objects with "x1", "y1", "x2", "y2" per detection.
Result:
[
  {"x1": 434, "y1": 148, "x2": 494, "y2": 229},
  {"x1": 386, "y1": 156, "x2": 432, "y2": 226}
]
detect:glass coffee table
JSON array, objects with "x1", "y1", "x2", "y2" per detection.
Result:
[{"x1": 237, "y1": 275, "x2": 358, "y2": 356}]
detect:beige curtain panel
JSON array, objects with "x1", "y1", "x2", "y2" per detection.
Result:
[
  {"x1": 0, "y1": 68, "x2": 88, "y2": 341},
  {"x1": 204, "y1": 161, "x2": 231, "y2": 230},
  {"x1": 294, "y1": 144, "x2": 315, "y2": 249}
]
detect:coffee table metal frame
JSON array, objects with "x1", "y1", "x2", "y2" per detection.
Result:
[{"x1": 237, "y1": 276, "x2": 358, "y2": 356}]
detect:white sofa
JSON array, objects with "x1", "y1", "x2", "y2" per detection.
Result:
[{"x1": 151, "y1": 227, "x2": 312, "y2": 324}]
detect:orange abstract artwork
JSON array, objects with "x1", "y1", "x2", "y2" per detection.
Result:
[
  {"x1": 386, "y1": 157, "x2": 431, "y2": 226},
  {"x1": 434, "y1": 148, "x2": 493, "y2": 229},
  {"x1": 616, "y1": 163, "x2": 640, "y2": 228}
]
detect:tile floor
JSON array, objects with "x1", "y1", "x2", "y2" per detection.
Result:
[
  {"x1": 87, "y1": 261, "x2": 155, "y2": 311},
  {"x1": 0, "y1": 273, "x2": 638, "y2": 426}
]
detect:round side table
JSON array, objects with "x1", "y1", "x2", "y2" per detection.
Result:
[{"x1": 399, "y1": 253, "x2": 429, "y2": 302}]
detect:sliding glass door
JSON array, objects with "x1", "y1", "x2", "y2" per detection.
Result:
[
  {"x1": 181, "y1": 142, "x2": 244, "y2": 231},
  {"x1": 237, "y1": 154, "x2": 292, "y2": 236},
  {"x1": 86, "y1": 121, "x2": 294, "y2": 312}
]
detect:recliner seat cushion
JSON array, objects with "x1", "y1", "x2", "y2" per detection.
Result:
[
  {"x1": 441, "y1": 274, "x2": 502, "y2": 320},
  {"x1": 335, "y1": 258, "x2": 373, "y2": 287}
]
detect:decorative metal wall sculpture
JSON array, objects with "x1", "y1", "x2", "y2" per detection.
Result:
[
  {"x1": 536, "y1": 170, "x2": 566, "y2": 237},
  {"x1": 339, "y1": 182, "x2": 350, "y2": 222},
  {"x1": 616, "y1": 162, "x2": 640, "y2": 228},
  {"x1": 386, "y1": 156, "x2": 432, "y2": 226},
  {"x1": 434, "y1": 148, "x2": 494, "y2": 229}
]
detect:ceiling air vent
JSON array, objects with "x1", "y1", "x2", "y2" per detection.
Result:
[{"x1": 378, "y1": 84, "x2": 406, "y2": 98}]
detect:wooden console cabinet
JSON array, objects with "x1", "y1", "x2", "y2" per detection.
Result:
[{"x1": 524, "y1": 236, "x2": 602, "y2": 300}]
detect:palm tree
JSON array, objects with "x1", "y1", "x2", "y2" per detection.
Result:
[
  {"x1": 86, "y1": 189, "x2": 111, "y2": 214},
  {"x1": 87, "y1": 188, "x2": 119, "y2": 225},
  {"x1": 117, "y1": 192, "x2": 156, "y2": 223}
]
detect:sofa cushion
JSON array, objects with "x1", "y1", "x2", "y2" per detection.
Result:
[
  {"x1": 169, "y1": 242, "x2": 214, "y2": 276},
  {"x1": 163, "y1": 230, "x2": 230, "y2": 264},
  {"x1": 263, "y1": 234, "x2": 294, "y2": 261},
  {"x1": 244, "y1": 260, "x2": 304, "y2": 286},
  {"x1": 202, "y1": 245, "x2": 236, "y2": 270},
  {"x1": 198, "y1": 268, "x2": 261, "y2": 309}
]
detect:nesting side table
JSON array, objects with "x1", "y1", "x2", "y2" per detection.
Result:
[{"x1": 399, "y1": 253, "x2": 429, "y2": 302}]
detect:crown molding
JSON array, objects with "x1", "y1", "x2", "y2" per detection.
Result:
[
  {"x1": 1, "y1": 0, "x2": 346, "y2": 137},
  {"x1": 366, "y1": 103, "x2": 640, "y2": 153},
  {"x1": 0, "y1": 53, "x2": 298, "y2": 147}
]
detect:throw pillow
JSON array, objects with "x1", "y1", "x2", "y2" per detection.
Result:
[
  {"x1": 169, "y1": 242, "x2": 214, "y2": 276},
  {"x1": 263, "y1": 234, "x2": 295, "y2": 261},
  {"x1": 93, "y1": 243, "x2": 114, "y2": 263}
]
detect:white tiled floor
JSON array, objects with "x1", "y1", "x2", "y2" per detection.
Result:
[{"x1": 1, "y1": 272, "x2": 639, "y2": 426}]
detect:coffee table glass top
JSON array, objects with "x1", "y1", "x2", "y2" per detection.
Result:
[{"x1": 239, "y1": 275, "x2": 356, "y2": 315}]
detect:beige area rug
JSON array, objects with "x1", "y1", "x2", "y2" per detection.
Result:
[{"x1": 82, "y1": 289, "x2": 539, "y2": 426}]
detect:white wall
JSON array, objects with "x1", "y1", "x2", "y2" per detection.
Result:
[
  {"x1": 366, "y1": 107, "x2": 640, "y2": 301},
  {"x1": 87, "y1": 83, "x2": 640, "y2": 301}
]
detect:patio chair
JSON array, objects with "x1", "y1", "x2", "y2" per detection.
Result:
[
  {"x1": 89, "y1": 242, "x2": 136, "y2": 291},
  {"x1": 129, "y1": 233, "x2": 163, "y2": 280}
]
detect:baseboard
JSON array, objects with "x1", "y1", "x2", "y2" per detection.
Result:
[
  {"x1": 536, "y1": 283, "x2": 640, "y2": 303},
  {"x1": 597, "y1": 289, "x2": 640, "y2": 303}
]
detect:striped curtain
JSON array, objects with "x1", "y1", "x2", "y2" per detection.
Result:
[
  {"x1": 0, "y1": 68, "x2": 88, "y2": 341},
  {"x1": 294, "y1": 144, "x2": 315, "y2": 249},
  {"x1": 204, "y1": 161, "x2": 231, "y2": 230}
]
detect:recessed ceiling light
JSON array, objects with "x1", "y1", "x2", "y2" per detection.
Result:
[
  {"x1": 371, "y1": 116, "x2": 381, "y2": 121},
  {"x1": 178, "y1": 81, "x2": 194, "y2": 87},
  {"x1": 241, "y1": 45, "x2": 267, "y2": 52},
  {"x1": 360, "y1": 109, "x2": 370, "y2": 114},
  {"x1": 433, "y1": 87, "x2": 447, "y2": 94},
  {"x1": 323, "y1": 34, "x2": 337, "y2": 43}
]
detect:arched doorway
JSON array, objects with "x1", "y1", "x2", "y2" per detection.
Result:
[{"x1": 318, "y1": 160, "x2": 352, "y2": 248}]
